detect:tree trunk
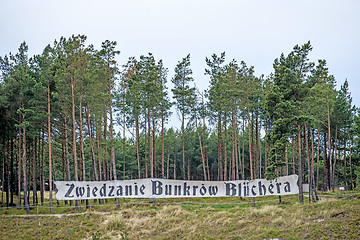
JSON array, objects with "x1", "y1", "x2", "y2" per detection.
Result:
[
  {"x1": 1, "y1": 136, "x2": 5, "y2": 208},
  {"x1": 348, "y1": 132, "x2": 353, "y2": 190},
  {"x1": 47, "y1": 82, "x2": 53, "y2": 212},
  {"x1": 103, "y1": 112, "x2": 109, "y2": 181},
  {"x1": 297, "y1": 124, "x2": 303, "y2": 204},
  {"x1": 264, "y1": 119, "x2": 268, "y2": 177},
  {"x1": 236, "y1": 117, "x2": 241, "y2": 180},
  {"x1": 6, "y1": 135, "x2": 10, "y2": 208},
  {"x1": 71, "y1": 82, "x2": 79, "y2": 183},
  {"x1": 202, "y1": 98, "x2": 210, "y2": 180},
  {"x1": 71, "y1": 80, "x2": 80, "y2": 206},
  {"x1": 85, "y1": 101, "x2": 98, "y2": 181},
  {"x1": 349, "y1": 146, "x2": 354, "y2": 190},
  {"x1": 255, "y1": 115, "x2": 259, "y2": 178},
  {"x1": 247, "y1": 108, "x2": 253, "y2": 180},
  {"x1": 173, "y1": 152, "x2": 176, "y2": 180},
  {"x1": 292, "y1": 136, "x2": 296, "y2": 175},
  {"x1": 96, "y1": 121, "x2": 102, "y2": 181},
  {"x1": 323, "y1": 132, "x2": 328, "y2": 191},
  {"x1": 32, "y1": 138, "x2": 37, "y2": 205},
  {"x1": 187, "y1": 157, "x2": 190, "y2": 180},
  {"x1": 285, "y1": 145, "x2": 288, "y2": 176},
  {"x1": 218, "y1": 113, "x2": 223, "y2": 181},
  {"x1": 27, "y1": 145, "x2": 30, "y2": 204},
  {"x1": 304, "y1": 124, "x2": 312, "y2": 202},
  {"x1": 22, "y1": 127, "x2": 30, "y2": 213},
  {"x1": 224, "y1": 113, "x2": 228, "y2": 180},
  {"x1": 194, "y1": 104, "x2": 206, "y2": 180},
  {"x1": 161, "y1": 112, "x2": 165, "y2": 178},
  {"x1": 232, "y1": 109, "x2": 236, "y2": 180},
  {"x1": 152, "y1": 108, "x2": 156, "y2": 178},
  {"x1": 109, "y1": 89, "x2": 119, "y2": 208},
  {"x1": 182, "y1": 111, "x2": 185, "y2": 180},
  {"x1": 148, "y1": 107, "x2": 153, "y2": 178},
  {"x1": 123, "y1": 112, "x2": 126, "y2": 180},
  {"x1": 344, "y1": 131, "x2": 347, "y2": 190},
  {"x1": 40, "y1": 131, "x2": 45, "y2": 205},
  {"x1": 79, "y1": 99, "x2": 86, "y2": 181},
  {"x1": 316, "y1": 130, "x2": 320, "y2": 194},
  {"x1": 258, "y1": 119, "x2": 262, "y2": 178},
  {"x1": 17, "y1": 128, "x2": 21, "y2": 209},
  {"x1": 64, "y1": 116, "x2": 71, "y2": 182},
  {"x1": 242, "y1": 115, "x2": 245, "y2": 179},
  {"x1": 166, "y1": 152, "x2": 170, "y2": 179},
  {"x1": 310, "y1": 128, "x2": 317, "y2": 201},
  {"x1": 79, "y1": 97, "x2": 89, "y2": 208},
  {"x1": 144, "y1": 111, "x2": 148, "y2": 178},
  {"x1": 51, "y1": 151, "x2": 59, "y2": 206},
  {"x1": 206, "y1": 152, "x2": 210, "y2": 180},
  {"x1": 326, "y1": 90, "x2": 333, "y2": 191},
  {"x1": 135, "y1": 110, "x2": 141, "y2": 178},
  {"x1": 10, "y1": 136, "x2": 15, "y2": 205},
  {"x1": 96, "y1": 120, "x2": 104, "y2": 204},
  {"x1": 237, "y1": 131, "x2": 241, "y2": 180},
  {"x1": 333, "y1": 125, "x2": 338, "y2": 190}
]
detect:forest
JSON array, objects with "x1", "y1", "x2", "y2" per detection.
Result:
[{"x1": 0, "y1": 35, "x2": 359, "y2": 213}]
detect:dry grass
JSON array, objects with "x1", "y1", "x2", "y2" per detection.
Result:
[
  {"x1": 99, "y1": 197, "x2": 360, "y2": 240},
  {"x1": 1, "y1": 193, "x2": 360, "y2": 239}
]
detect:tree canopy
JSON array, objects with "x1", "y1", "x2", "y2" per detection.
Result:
[{"x1": 1, "y1": 37, "x2": 359, "y2": 211}]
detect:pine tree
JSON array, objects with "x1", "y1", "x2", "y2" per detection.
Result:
[
  {"x1": 205, "y1": 52, "x2": 226, "y2": 181},
  {"x1": 265, "y1": 41, "x2": 315, "y2": 203},
  {"x1": 172, "y1": 54, "x2": 195, "y2": 180}
]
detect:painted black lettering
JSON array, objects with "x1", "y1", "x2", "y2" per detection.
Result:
[
  {"x1": 99, "y1": 184, "x2": 106, "y2": 197},
  {"x1": 174, "y1": 185, "x2": 181, "y2": 195},
  {"x1": 258, "y1": 181, "x2": 266, "y2": 196},
  {"x1": 116, "y1": 186, "x2": 123, "y2": 196},
  {"x1": 183, "y1": 183, "x2": 191, "y2": 196},
  {"x1": 65, "y1": 183, "x2": 75, "y2": 198},
  {"x1": 251, "y1": 185, "x2": 257, "y2": 196},
  {"x1": 209, "y1": 186, "x2": 218, "y2": 196},
  {"x1": 243, "y1": 182, "x2": 249, "y2": 196},
  {"x1": 139, "y1": 185, "x2": 145, "y2": 195},
  {"x1": 87, "y1": 185, "x2": 90, "y2": 198},
  {"x1": 284, "y1": 182, "x2": 291, "y2": 192},
  {"x1": 92, "y1": 187, "x2": 98, "y2": 197},
  {"x1": 199, "y1": 185, "x2": 206, "y2": 196},
  {"x1": 76, "y1": 187, "x2": 85, "y2": 197},
  {"x1": 109, "y1": 185, "x2": 115, "y2": 197},
  {"x1": 276, "y1": 182, "x2": 282, "y2": 194},
  {"x1": 134, "y1": 183, "x2": 138, "y2": 195},
  {"x1": 192, "y1": 185, "x2": 199, "y2": 196},
  {"x1": 152, "y1": 180, "x2": 163, "y2": 195},
  {"x1": 225, "y1": 183, "x2": 236, "y2": 196},
  {"x1": 165, "y1": 185, "x2": 172, "y2": 195},
  {"x1": 125, "y1": 185, "x2": 132, "y2": 196},
  {"x1": 268, "y1": 184, "x2": 274, "y2": 194}
]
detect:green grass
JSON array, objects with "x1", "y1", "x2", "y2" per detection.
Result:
[{"x1": 0, "y1": 191, "x2": 359, "y2": 239}]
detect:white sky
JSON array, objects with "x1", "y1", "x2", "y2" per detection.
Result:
[{"x1": 1, "y1": 0, "x2": 360, "y2": 128}]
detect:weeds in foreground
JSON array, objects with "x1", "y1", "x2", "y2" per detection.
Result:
[
  {"x1": 91, "y1": 231, "x2": 101, "y2": 240},
  {"x1": 0, "y1": 193, "x2": 359, "y2": 239}
]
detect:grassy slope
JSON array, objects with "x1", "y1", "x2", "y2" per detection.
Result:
[{"x1": 0, "y1": 193, "x2": 359, "y2": 239}]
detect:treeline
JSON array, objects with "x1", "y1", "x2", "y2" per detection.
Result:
[{"x1": 0, "y1": 35, "x2": 359, "y2": 212}]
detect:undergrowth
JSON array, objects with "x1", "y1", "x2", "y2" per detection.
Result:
[{"x1": 0, "y1": 192, "x2": 359, "y2": 239}]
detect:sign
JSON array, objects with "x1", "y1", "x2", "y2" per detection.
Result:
[
  {"x1": 302, "y1": 183, "x2": 309, "y2": 192},
  {"x1": 54, "y1": 175, "x2": 299, "y2": 200}
]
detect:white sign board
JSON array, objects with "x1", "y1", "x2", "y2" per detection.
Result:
[{"x1": 54, "y1": 175, "x2": 299, "y2": 200}]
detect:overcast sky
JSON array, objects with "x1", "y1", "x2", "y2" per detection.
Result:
[{"x1": 1, "y1": 0, "x2": 360, "y2": 124}]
